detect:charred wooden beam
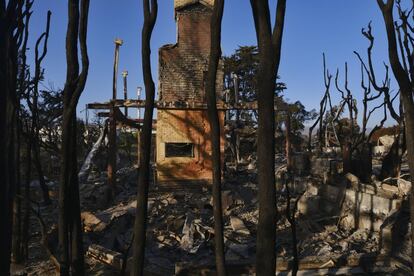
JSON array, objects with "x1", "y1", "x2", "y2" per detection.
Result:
[
  {"x1": 107, "y1": 104, "x2": 117, "y2": 202},
  {"x1": 97, "y1": 112, "x2": 110, "y2": 117},
  {"x1": 113, "y1": 107, "x2": 140, "y2": 129},
  {"x1": 87, "y1": 99, "x2": 261, "y2": 110}
]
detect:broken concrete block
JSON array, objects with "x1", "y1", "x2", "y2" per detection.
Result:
[
  {"x1": 87, "y1": 244, "x2": 123, "y2": 269},
  {"x1": 397, "y1": 178, "x2": 411, "y2": 196},
  {"x1": 292, "y1": 152, "x2": 310, "y2": 176},
  {"x1": 81, "y1": 211, "x2": 107, "y2": 232},
  {"x1": 306, "y1": 184, "x2": 319, "y2": 196},
  {"x1": 381, "y1": 183, "x2": 399, "y2": 194},
  {"x1": 230, "y1": 216, "x2": 250, "y2": 235},
  {"x1": 247, "y1": 162, "x2": 256, "y2": 170},
  {"x1": 316, "y1": 242, "x2": 332, "y2": 256},
  {"x1": 380, "y1": 222, "x2": 393, "y2": 254},
  {"x1": 319, "y1": 184, "x2": 346, "y2": 215},
  {"x1": 310, "y1": 157, "x2": 330, "y2": 177},
  {"x1": 298, "y1": 195, "x2": 320, "y2": 216},
  {"x1": 343, "y1": 173, "x2": 359, "y2": 188},
  {"x1": 311, "y1": 157, "x2": 342, "y2": 177},
  {"x1": 291, "y1": 177, "x2": 308, "y2": 194},
  {"x1": 339, "y1": 188, "x2": 402, "y2": 232}
]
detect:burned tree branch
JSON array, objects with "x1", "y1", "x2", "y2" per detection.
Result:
[{"x1": 58, "y1": 0, "x2": 90, "y2": 275}]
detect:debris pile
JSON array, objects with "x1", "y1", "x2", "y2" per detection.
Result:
[{"x1": 21, "y1": 149, "x2": 412, "y2": 275}]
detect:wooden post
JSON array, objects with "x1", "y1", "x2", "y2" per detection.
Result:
[
  {"x1": 107, "y1": 39, "x2": 122, "y2": 201},
  {"x1": 122, "y1": 70, "x2": 128, "y2": 117},
  {"x1": 113, "y1": 38, "x2": 123, "y2": 100},
  {"x1": 107, "y1": 103, "x2": 117, "y2": 200}
]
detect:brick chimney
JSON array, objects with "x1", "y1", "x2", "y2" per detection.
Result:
[{"x1": 174, "y1": 0, "x2": 214, "y2": 10}]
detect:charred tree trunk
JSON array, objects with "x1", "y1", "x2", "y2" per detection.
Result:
[
  {"x1": 12, "y1": 117, "x2": 23, "y2": 264},
  {"x1": 352, "y1": 142, "x2": 373, "y2": 183},
  {"x1": 22, "y1": 129, "x2": 32, "y2": 261},
  {"x1": 0, "y1": 1, "x2": 25, "y2": 273},
  {"x1": 285, "y1": 179, "x2": 300, "y2": 276},
  {"x1": 379, "y1": 135, "x2": 402, "y2": 180},
  {"x1": 32, "y1": 10, "x2": 51, "y2": 205},
  {"x1": 377, "y1": 0, "x2": 414, "y2": 269},
  {"x1": 285, "y1": 112, "x2": 299, "y2": 275},
  {"x1": 285, "y1": 110, "x2": 293, "y2": 172},
  {"x1": 58, "y1": 0, "x2": 90, "y2": 275},
  {"x1": 250, "y1": 1, "x2": 287, "y2": 274},
  {"x1": 12, "y1": 0, "x2": 33, "y2": 264},
  {"x1": 131, "y1": 1, "x2": 157, "y2": 275},
  {"x1": 206, "y1": 0, "x2": 226, "y2": 275}
]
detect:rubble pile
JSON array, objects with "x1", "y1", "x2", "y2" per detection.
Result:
[
  {"x1": 79, "y1": 170, "x2": 261, "y2": 274},
  {"x1": 19, "y1": 149, "x2": 412, "y2": 275}
]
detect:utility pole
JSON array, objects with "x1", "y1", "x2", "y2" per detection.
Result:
[
  {"x1": 122, "y1": 70, "x2": 128, "y2": 116},
  {"x1": 108, "y1": 38, "x2": 123, "y2": 202},
  {"x1": 112, "y1": 38, "x2": 123, "y2": 100}
]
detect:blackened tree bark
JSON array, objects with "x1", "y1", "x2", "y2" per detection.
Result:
[
  {"x1": 131, "y1": 1, "x2": 157, "y2": 275},
  {"x1": 12, "y1": 0, "x2": 33, "y2": 264},
  {"x1": 376, "y1": 0, "x2": 414, "y2": 269},
  {"x1": 284, "y1": 181, "x2": 301, "y2": 276},
  {"x1": 335, "y1": 63, "x2": 357, "y2": 168},
  {"x1": 58, "y1": 0, "x2": 90, "y2": 275},
  {"x1": 308, "y1": 55, "x2": 337, "y2": 152},
  {"x1": 31, "y1": 10, "x2": 51, "y2": 205},
  {"x1": 285, "y1": 110, "x2": 293, "y2": 172},
  {"x1": 354, "y1": 24, "x2": 403, "y2": 181},
  {"x1": 250, "y1": 0, "x2": 287, "y2": 275},
  {"x1": 284, "y1": 109, "x2": 299, "y2": 275},
  {"x1": 0, "y1": 0, "x2": 25, "y2": 273},
  {"x1": 205, "y1": 0, "x2": 226, "y2": 275},
  {"x1": 308, "y1": 94, "x2": 327, "y2": 151}
]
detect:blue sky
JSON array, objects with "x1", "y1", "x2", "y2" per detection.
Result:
[{"x1": 27, "y1": 0, "x2": 396, "y2": 126}]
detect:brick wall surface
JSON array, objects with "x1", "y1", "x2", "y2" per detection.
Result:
[
  {"x1": 156, "y1": 110, "x2": 225, "y2": 182},
  {"x1": 174, "y1": 0, "x2": 214, "y2": 10},
  {"x1": 159, "y1": 3, "x2": 223, "y2": 103},
  {"x1": 156, "y1": 1, "x2": 225, "y2": 183}
]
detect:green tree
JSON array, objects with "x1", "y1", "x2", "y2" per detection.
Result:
[
  {"x1": 276, "y1": 101, "x2": 317, "y2": 152},
  {"x1": 223, "y1": 45, "x2": 286, "y2": 123}
]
